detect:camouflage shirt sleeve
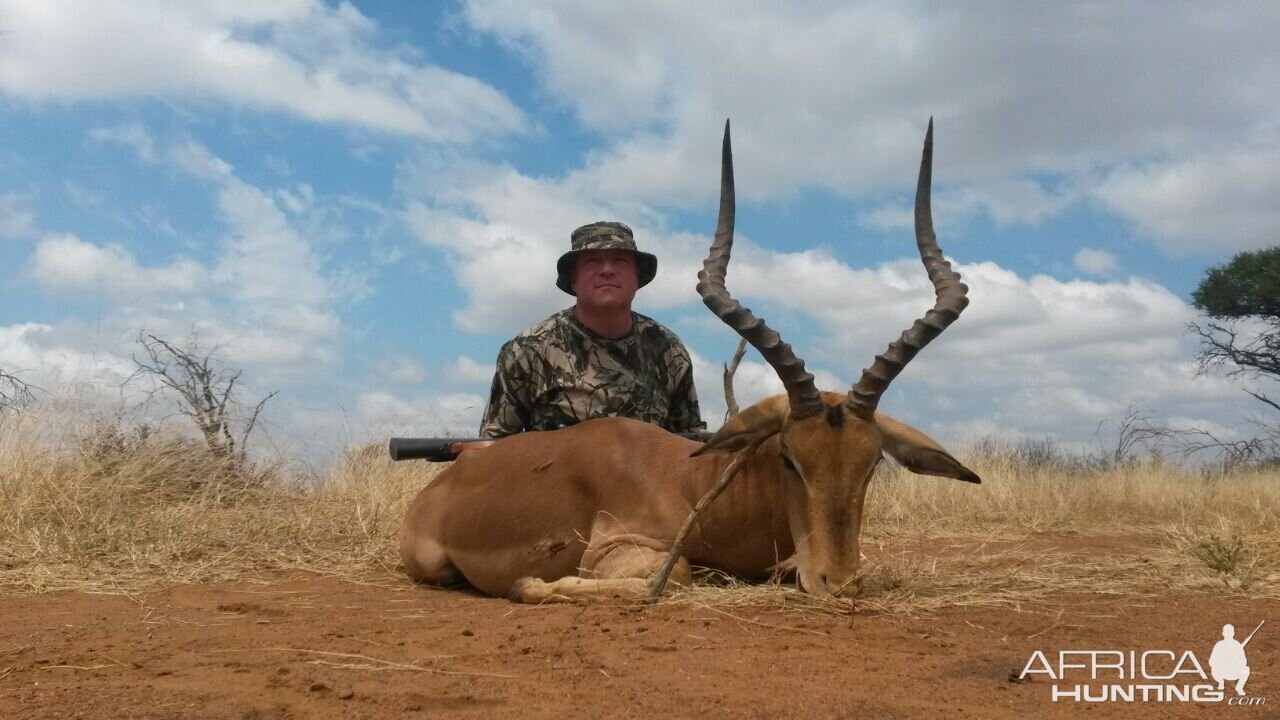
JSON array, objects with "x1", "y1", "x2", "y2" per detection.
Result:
[
  {"x1": 663, "y1": 338, "x2": 706, "y2": 434},
  {"x1": 479, "y1": 338, "x2": 537, "y2": 438}
]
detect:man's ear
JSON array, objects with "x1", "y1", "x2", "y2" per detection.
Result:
[
  {"x1": 691, "y1": 395, "x2": 790, "y2": 457},
  {"x1": 875, "y1": 412, "x2": 980, "y2": 484}
]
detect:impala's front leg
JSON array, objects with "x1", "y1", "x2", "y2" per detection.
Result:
[{"x1": 508, "y1": 527, "x2": 692, "y2": 604}]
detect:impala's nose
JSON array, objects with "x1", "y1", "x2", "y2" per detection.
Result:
[{"x1": 820, "y1": 572, "x2": 860, "y2": 598}]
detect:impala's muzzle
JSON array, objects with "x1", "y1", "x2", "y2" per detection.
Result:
[
  {"x1": 799, "y1": 563, "x2": 862, "y2": 598},
  {"x1": 797, "y1": 528, "x2": 864, "y2": 598},
  {"x1": 785, "y1": 448, "x2": 871, "y2": 599}
]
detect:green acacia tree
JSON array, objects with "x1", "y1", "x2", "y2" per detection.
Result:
[
  {"x1": 1191, "y1": 246, "x2": 1280, "y2": 414},
  {"x1": 1186, "y1": 246, "x2": 1280, "y2": 465},
  {"x1": 1193, "y1": 246, "x2": 1280, "y2": 321}
]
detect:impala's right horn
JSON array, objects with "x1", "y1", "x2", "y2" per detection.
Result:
[
  {"x1": 846, "y1": 119, "x2": 969, "y2": 420},
  {"x1": 696, "y1": 120, "x2": 825, "y2": 421}
]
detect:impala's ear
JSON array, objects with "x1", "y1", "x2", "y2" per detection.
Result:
[
  {"x1": 692, "y1": 395, "x2": 790, "y2": 457},
  {"x1": 875, "y1": 412, "x2": 980, "y2": 484}
]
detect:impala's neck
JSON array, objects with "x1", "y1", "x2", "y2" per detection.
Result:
[{"x1": 682, "y1": 435, "x2": 794, "y2": 575}]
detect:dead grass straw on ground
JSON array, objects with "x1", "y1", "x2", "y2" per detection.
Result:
[
  {"x1": 666, "y1": 535, "x2": 1280, "y2": 619},
  {"x1": 2, "y1": 408, "x2": 1278, "y2": 613}
]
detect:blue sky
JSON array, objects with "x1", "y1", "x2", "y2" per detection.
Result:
[{"x1": 1, "y1": 1, "x2": 1277, "y2": 459}]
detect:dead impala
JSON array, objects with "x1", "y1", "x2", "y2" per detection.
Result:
[{"x1": 400, "y1": 119, "x2": 979, "y2": 603}]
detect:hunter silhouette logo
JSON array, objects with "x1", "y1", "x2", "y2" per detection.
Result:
[
  {"x1": 1019, "y1": 619, "x2": 1267, "y2": 705},
  {"x1": 1210, "y1": 621, "x2": 1263, "y2": 697}
]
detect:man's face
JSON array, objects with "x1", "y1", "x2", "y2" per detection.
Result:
[{"x1": 571, "y1": 249, "x2": 639, "y2": 311}]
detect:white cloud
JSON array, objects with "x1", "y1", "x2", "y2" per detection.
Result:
[
  {"x1": 30, "y1": 233, "x2": 206, "y2": 295},
  {"x1": 1073, "y1": 248, "x2": 1118, "y2": 276},
  {"x1": 62, "y1": 181, "x2": 104, "y2": 210},
  {"x1": 1094, "y1": 143, "x2": 1280, "y2": 253},
  {"x1": 88, "y1": 125, "x2": 157, "y2": 163},
  {"x1": 213, "y1": 178, "x2": 328, "y2": 307},
  {"x1": 463, "y1": 1, "x2": 1280, "y2": 253},
  {"x1": 0, "y1": 0, "x2": 527, "y2": 142},
  {"x1": 91, "y1": 131, "x2": 342, "y2": 367},
  {"x1": 381, "y1": 353, "x2": 427, "y2": 385},
  {"x1": 405, "y1": 204, "x2": 563, "y2": 332},
  {"x1": 0, "y1": 191, "x2": 38, "y2": 239},
  {"x1": 354, "y1": 391, "x2": 487, "y2": 438},
  {"x1": 445, "y1": 355, "x2": 494, "y2": 385},
  {"x1": 865, "y1": 178, "x2": 1078, "y2": 231},
  {"x1": 711, "y1": 253, "x2": 1222, "y2": 434},
  {"x1": 0, "y1": 322, "x2": 138, "y2": 396},
  {"x1": 17, "y1": 129, "x2": 348, "y2": 401},
  {"x1": 741, "y1": 256, "x2": 1248, "y2": 448},
  {"x1": 168, "y1": 140, "x2": 234, "y2": 182},
  {"x1": 189, "y1": 164, "x2": 342, "y2": 368}
]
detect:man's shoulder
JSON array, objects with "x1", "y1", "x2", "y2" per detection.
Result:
[
  {"x1": 632, "y1": 312, "x2": 689, "y2": 353},
  {"x1": 496, "y1": 310, "x2": 577, "y2": 369},
  {"x1": 506, "y1": 309, "x2": 574, "y2": 344}
]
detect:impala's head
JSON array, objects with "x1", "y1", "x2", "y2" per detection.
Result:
[{"x1": 691, "y1": 120, "x2": 979, "y2": 597}]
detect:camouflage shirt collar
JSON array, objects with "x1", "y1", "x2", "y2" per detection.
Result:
[{"x1": 561, "y1": 307, "x2": 640, "y2": 343}]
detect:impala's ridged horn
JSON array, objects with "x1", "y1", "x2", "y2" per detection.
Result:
[
  {"x1": 697, "y1": 120, "x2": 826, "y2": 420},
  {"x1": 846, "y1": 119, "x2": 969, "y2": 420}
]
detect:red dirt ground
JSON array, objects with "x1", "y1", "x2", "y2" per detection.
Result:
[{"x1": 1, "y1": 572, "x2": 1275, "y2": 719}]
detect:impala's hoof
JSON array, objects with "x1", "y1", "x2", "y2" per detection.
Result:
[{"x1": 508, "y1": 576, "x2": 536, "y2": 602}]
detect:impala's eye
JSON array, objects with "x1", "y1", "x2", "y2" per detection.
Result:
[{"x1": 781, "y1": 456, "x2": 798, "y2": 473}]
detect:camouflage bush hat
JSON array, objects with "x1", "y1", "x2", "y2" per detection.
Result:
[{"x1": 556, "y1": 221, "x2": 658, "y2": 295}]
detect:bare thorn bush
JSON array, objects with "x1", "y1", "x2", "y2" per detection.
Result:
[
  {"x1": 129, "y1": 331, "x2": 277, "y2": 470},
  {"x1": 0, "y1": 367, "x2": 36, "y2": 411}
]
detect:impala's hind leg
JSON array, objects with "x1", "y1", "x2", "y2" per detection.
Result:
[
  {"x1": 400, "y1": 528, "x2": 466, "y2": 587},
  {"x1": 508, "y1": 527, "x2": 692, "y2": 604}
]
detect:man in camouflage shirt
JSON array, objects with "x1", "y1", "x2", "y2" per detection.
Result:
[{"x1": 480, "y1": 221, "x2": 705, "y2": 438}]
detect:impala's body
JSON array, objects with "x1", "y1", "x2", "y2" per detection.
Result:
[
  {"x1": 402, "y1": 395, "x2": 976, "y2": 602},
  {"x1": 401, "y1": 119, "x2": 979, "y2": 602},
  {"x1": 402, "y1": 417, "x2": 788, "y2": 599}
]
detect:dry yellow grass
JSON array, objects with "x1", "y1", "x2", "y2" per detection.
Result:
[
  {"x1": 868, "y1": 448, "x2": 1280, "y2": 538},
  {"x1": 2, "y1": 407, "x2": 1278, "y2": 614},
  {"x1": 0, "y1": 409, "x2": 440, "y2": 594}
]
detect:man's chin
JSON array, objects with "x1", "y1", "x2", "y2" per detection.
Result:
[
  {"x1": 579, "y1": 294, "x2": 633, "y2": 311},
  {"x1": 590, "y1": 288, "x2": 629, "y2": 301}
]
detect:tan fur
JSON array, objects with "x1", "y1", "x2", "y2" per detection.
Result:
[{"x1": 400, "y1": 392, "x2": 978, "y2": 603}]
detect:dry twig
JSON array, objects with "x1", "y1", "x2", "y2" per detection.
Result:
[
  {"x1": 646, "y1": 436, "x2": 766, "y2": 603},
  {"x1": 722, "y1": 338, "x2": 748, "y2": 421},
  {"x1": 224, "y1": 647, "x2": 517, "y2": 680}
]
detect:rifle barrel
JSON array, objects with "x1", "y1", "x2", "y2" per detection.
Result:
[{"x1": 389, "y1": 430, "x2": 710, "y2": 462}]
